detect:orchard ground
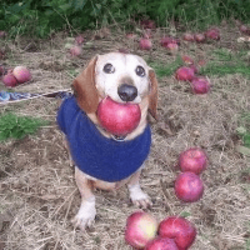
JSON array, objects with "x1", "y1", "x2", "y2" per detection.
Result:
[{"x1": 0, "y1": 21, "x2": 250, "y2": 250}]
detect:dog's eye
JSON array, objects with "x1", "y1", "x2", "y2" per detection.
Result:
[
  {"x1": 103, "y1": 63, "x2": 115, "y2": 74},
  {"x1": 135, "y1": 66, "x2": 146, "y2": 77}
]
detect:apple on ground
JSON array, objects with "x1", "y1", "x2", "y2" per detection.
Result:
[
  {"x1": 158, "y1": 216, "x2": 197, "y2": 250},
  {"x1": 139, "y1": 38, "x2": 152, "y2": 50},
  {"x1": 175, "y1": 172, "x2": 204, "y2": 202},
  {"x1": 183, "y1": 33, "x2": 195, "y2": 42},
  {"x1": 194, "y1": 33, "x2": 206, "y2": 43},
  {"x1": 205, "y1": 28, "x2": 220, "y2": 41},
  {"x1": 175, "y1": 66, "x2": 195, "y2": 82},
  {"x1": 145, "y1": 237, "x2": 179, "y2": 250},
  {"x1": 179, "y1": 147, "x2": 208, "y2": 174},
  {"x1": 190, "y1": 77, "x2": 211, "y2": 94},
  {"x1": 13, "y1": 66, "x2": 31, "y2": 83},
  {"x1": 2, "y1": 72, "x2": 18, "y2": 87},
  {"x1": 125, "y1": 211, "x2": 158, "y2": 249}
]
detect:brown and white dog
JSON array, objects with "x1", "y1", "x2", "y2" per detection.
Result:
[{"x1": 58, "y1": 52, "x2": 158, "y2": 231}]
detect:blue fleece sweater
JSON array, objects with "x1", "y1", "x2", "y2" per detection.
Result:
[{"x1": 57, "y1": 96, "x2": 151, "y2": 182}]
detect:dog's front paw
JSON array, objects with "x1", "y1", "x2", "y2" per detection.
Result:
[
  {"x1": 72, "y1": 197, "x2": 96, "y2": 231},
  {"x1": 128, "y1": 184, "x2": 152, "y2": 209}
]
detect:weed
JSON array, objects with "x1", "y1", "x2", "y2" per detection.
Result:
[{"x1": 0, "y1": 112, "x2": 50, "y2": 141}]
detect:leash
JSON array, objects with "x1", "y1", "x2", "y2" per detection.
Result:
[{"x1": 0, "y1": 89, "x2": 73, "y2": 105}]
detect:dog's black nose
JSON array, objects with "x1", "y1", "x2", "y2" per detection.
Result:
[{"x1": 118, "y1": 84, "x2": 138, "y2": 102}]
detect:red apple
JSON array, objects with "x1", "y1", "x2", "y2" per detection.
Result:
[
  {"x1": 13, "y1": 66, "x2": 31, "y2": 83},
  {"x1": 2, "y1": 72, "x2": 18, "y2": 87},
  {"x1": 139, "y1": 38, "x2": 152, "y2": 50},
  {"x1": 141, "y1": 20, "x2": 156, "y2": 29},
  {"x1": 75, "y1": 34, "x2": 84, "y2": 45},
  {"x1": 205, "y1": 28, "x2": 220, "y2": 41},
  {"x1": 194, "y1": 33, "x2": 206, "y2": 43},
  {"x1": 69, "y1": 45, "x2": 82, "y2": 57},
  {"x1": 145, "y1": 237, "x2": 179, "y2": 250},
  {"x1": 175, "y1": 172, "x2": 204, "y2": 202},
  {"x1": 160, "y1": 37, "x2": 180, "y2": 48},
  {"x1": 175, "y1": 66, "x2": 195, "y2": 81},
  {"x1": 239, "y1": 24, "x2": 248, "y2": 34},
  {"x1": 183, "y1": 33, "x2": 195, "y2": 42},
  {"x1": 125, "y1": 211, "x2": 158, "y2": 249},
  {"x1": 179, "y1": 148, "x2": 208, "y2": 174},
  {"x1": 181, "y1": 55, "x2": 194, "y2": 65},
  {"x1": 97, "y1": 97, "x2": 141, "y2": 136},
  {"x1": 190, "y1": 77, "x2": 210, "y2": 94},
  {"x1": 159, "y1": 216, "x2": 197, "y2": 250},
  {"x1": 166, "y1": 42, "x2": 179, "y2": 52}
]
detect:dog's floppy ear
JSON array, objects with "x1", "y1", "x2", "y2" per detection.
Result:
[
  {"x1": 148, "y1": 69, "x2": 158, "y2": 120},
  {"x1": 72, "y1": 56, "x2": 99, "y2": 114}
]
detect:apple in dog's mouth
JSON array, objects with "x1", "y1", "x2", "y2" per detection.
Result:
[{"x1": 97, "y1": 96, "x2": 141, "y2": 136}]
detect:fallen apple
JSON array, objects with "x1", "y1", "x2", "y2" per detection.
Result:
[
  {"x1": 141, "y1": 20, "x2": 156, "y2": 29},
  {"x1": 179, "y1": 147, "x2": 208, "y2": 174},
  {"x1": 194, "y1": 33, "x2": 206, "y2": 43},
  {"x1": 164, "y1": 42, "x2": 178, "y2": 52},
  {"x1": 205, "y1": 28, "x2": 220, "y2": 41},
  {"x1": 97, "y1": 97, "x2": 141, "y2": 136},
  {"x1": 183, "y1": 33, "x2": 195, "y2": 42},
  {"x1": 75, "y1": 34, "x2": 84, "y2": 45},
  {"x1": 145, "y1": 237, "x2": 179, "y2": 250},
  {"x1": 239, "y1": 24, "x2": 249, "y2": 34},
  {"x1": 139, "y1": 38, "x2": 152, "y2": 50},
  {"x1": 175, "y1": 172, "x2": 204, "y2": 202},
  {"x1": 158, "y1": 216, "x2": 197, "y2": 250},
  {"x1": 175, "y1": 66, "x2": 195, "y2": 81},
  {"x1": 13, "y1": 66, "x2": 31, "y2": 83},
  {"x1": 125, "y1": 211, "x2": 158, "y2": 249},
  {"x1": 160, "y1": 37, "x2": 180, "y2": 48},
  {"x1": 69, "y1": 45, "x2": 82, "y2": 57},
  {"x1": 2, "y1": 72, "x2": 18, "y2": 87},
  {"x1": 181, "y1": 55, "x2": 194, "y2": 65},
  {"x1": 190, "y1": 77, "x2": 210, "y2": 94}
]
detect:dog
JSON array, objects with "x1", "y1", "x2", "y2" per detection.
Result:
[{"x1": 57, "y1": 52, "x2": 158, "y2": 231}]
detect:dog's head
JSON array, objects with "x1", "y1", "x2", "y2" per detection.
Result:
[{"x1": 72, "y1": 52, "x2": 158, "y2": 138}]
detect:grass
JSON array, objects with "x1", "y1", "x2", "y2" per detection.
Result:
[
  {"x1": 153, "y1": 48, "x2": 250, "y2": 79},
  {"x1": 0, "y1": 113, "x2": 49, "y2": 141}
]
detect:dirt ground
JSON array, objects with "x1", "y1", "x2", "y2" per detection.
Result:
[{"x1": 0, "y1": 22, "x2": 250, "y2": 250}]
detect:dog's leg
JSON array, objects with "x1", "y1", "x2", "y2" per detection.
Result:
[
  {"x1": 127, "y1": 165, "x2": 152, "y2": 208},
  {"x1": 72, "y1": 167, "x2": 96, "y2": 231}
]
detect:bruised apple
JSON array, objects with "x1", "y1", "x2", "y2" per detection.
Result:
[
  {"x1": 97, "y1": 97, "x2": 141, "y2": 136},
  {"x1": 13, "y1": 66, "x2": 31, "y2": 83},
  {"x1": 175, "y1": 172, "x2": 204, "y2": 202},
  {"x1": 179, "y1": 147, "x2": 208, "y2": 174},
  {"x1": 159, "y1": 216, "x2": 197, "y2": 250},
  {"x1": 125, "y1": 211, "x2": 158, "y2": 249},
  {"x1": 145, "y1": 237, "x2": 178, "y2": 250}
]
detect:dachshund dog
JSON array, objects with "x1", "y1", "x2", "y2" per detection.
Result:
[{"x1": 57, "y1": 52, "x2": 158, "y2": 231}]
